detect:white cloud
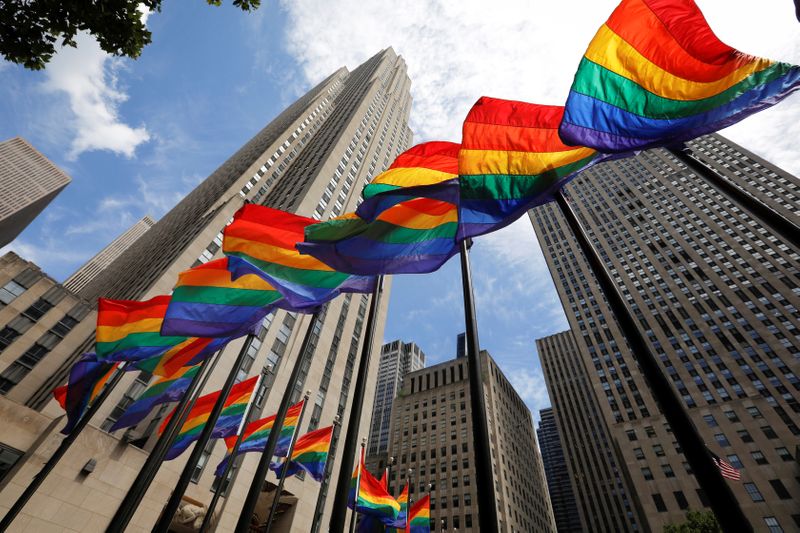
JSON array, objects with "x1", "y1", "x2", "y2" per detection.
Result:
[
  {"x1": 41, "y1": 32, "x2": 150, "y2": 160},
  {"x1": 507, "y1": 366, "x2": 551, "y2": 420}
]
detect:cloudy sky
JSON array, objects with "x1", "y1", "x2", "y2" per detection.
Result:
[{"x1": 1, "y1": 0, "x2": 798, "y2": 422}]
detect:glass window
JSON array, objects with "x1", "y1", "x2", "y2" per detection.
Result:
[
  {"x1": 0, "y1": 442, "x2": 24, "y2": 482},
  {"x1": 769, "y1": 479, "x2": 791, "y2": 500},
  {"x1": 751, "y1": 451, "x2": 768, "y2": 465},
  {"x1": 744, "y1": 482, "x2": 764, "y2": 502},
  {"x1": 763, "y1": 517, "x2": 783, "y2": 533},
  {"x1": 776, "y1": 447, "x2": 793, "y2": 462},
  {"x1": 0, "y1": 280, "x2": 25, "y2": 304},
  {"x1": 652, "y1": 493, "x2": 667, "y2": 512}
]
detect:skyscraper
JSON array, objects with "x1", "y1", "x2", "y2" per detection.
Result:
[
  {"x1": 63, "y1": 215, "x2": 155, "y2": 293},
  {"x1": 531, "y1": 134, "x2": 800, "y2": 531},
  {"x1": 537, "y1": 406, "x2": 586, "y2": 533},
  {"x1": 0, "y1": 137, "x2": 71, "y2": 247},
  {"x1": 0, "y1": 48, "x2": 413, "y2": 532},
  {"x1": 366, "y1": 339, "x2": 425, "y2": 471}
]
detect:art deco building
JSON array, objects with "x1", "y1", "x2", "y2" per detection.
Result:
[
  {"x1": 386, "y1": 348, "x2": 556, "y2": 533},
  {"x1": 0, "y1": 48, "x2": 412, "y2": 533},
  {"x1": 531, "y1": 134, "x2": 800, "y2": 532},
  {"x1": 0, "y1": 137, "x2": 71, "y2": 247},
  {"x1": 537, "y1": 406, "x2": 585, "y2": 533},
  {"x1": 63, "y1": 215, "x2": 155, "y2": 294},
  {"x1": 366, "y1": 340, "x2": 425, "y2": 472}
]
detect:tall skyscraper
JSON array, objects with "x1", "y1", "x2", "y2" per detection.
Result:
[
  {"x1": 366, "y1": 339, "x2": 425, "y2": 471},
  {"x1": 0, "y1": 137, "x2": 71, "y2": 247},
  {"x1": 537, "y1": 406, "x2": 586, "y2": 533},
  {"x1": 0, "y1": 48, "x2": 413, "y2": 532},
  {"x1": 531, "y1": 134, "x2": 800, "y2": 531},
  {"x1": 387, "y1": 347, "x2": 556, "y2": 533},
  {"x1": 63, "y1": 215, "x2": 155, "y2": 293}
]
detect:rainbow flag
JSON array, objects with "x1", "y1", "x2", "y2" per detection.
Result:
[
  {"x1": 133, "y1": 336, "x2": 227, "y2": 378},
  {"x1": 299, "y1": 197, "x2": 459, "y2": 275},
  {"x1": 459, "y1": 97, "x2": 604, "y2": 239},
  {"x1": 559, "y1": 0, "x2": 800, "y2": 152},
  {"x1": 162, "y1": 257, "x2": 283, "y2": 338},
  {"x1": 53, "y1": 353, "x2": 118, "y2": 434},
  {"x1": 272, "y1": 425, "x2": 333, "y2": 481},
  {"x1": 109, "y1": 365, "x2": 201, "y2": 432},
  {"x1": 222, "y1": 205, "x2": 376, "y2": 309},
  {"x1": 348, "y1": 458, "x2": 400, "y2": 524},
  {"x1": 407, "y1": 494, "x2": 430, "y2": 533},
  {"x1": 214, "y1": 400, "x2": 305, "y2": 476},
  {"x1": 386, "y1": 483, "x2": 409, "y2": 531},
  {"x1": 161, "y1": 375, "x2": 258, "y2": 460},
  {"x1": 96, "y1": 296, "x2": 189, "y2": 362}
]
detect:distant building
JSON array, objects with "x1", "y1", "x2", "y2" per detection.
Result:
[
  {"x1": 456, "y1": 332, "x2": 467, "y2": 359},
  {"x1": 0, "y1": 137, "x2": 71, "y2": 247},
  {"x1": 63, "y1": 215, "x2": 155, "y2": 293},
  {"x1": 386, "y1": 348, "x2": 556, "y2": 532},
  {"x1": 366, "y1": 340, "x2": 425, "y2": 472}
]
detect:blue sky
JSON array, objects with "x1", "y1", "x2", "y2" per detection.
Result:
[{"x1": 1, "y1": 0, "x2": 799, "y2": 422}]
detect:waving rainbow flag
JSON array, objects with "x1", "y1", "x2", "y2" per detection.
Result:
[
  {"x1": 271, "y1": 425, "x2": 333, "y2": 481},
  {"x1": 53, "y1": 354, "x2": 118, "y2": 434},
  {"x1": 109, "y1": 365, "x2": 201, "y2": 432},
  {"x1": 348, "y1": 458, "x2": 400, "y2": 524},
  {"x1": 386, "y1": 483, "x2": 409, "y2": 531},
  {"x1": 133, "y1": 336, "x2": 227, "y2": 378},
  {"x1": 214, "y1": 400, "x2": 305, "y2": 476},
  {"x1": 459, "y1": 97, "x2": 604, "y2": 239},
  {"x1": 161, "y1": 257, "x2": 282, "y2": 338},
  {"x1": 407, "y1": 494, "x2": 430, "y2": 533},
  {"x1": 222, "y1": 205, "x2": 376, "y2": 308},
  {"x1": 559, "y1": 0, "x2": 800, "y2": 152},
  {"x1": 161, "y1": 375, "x2": 258, "y2": 460}
]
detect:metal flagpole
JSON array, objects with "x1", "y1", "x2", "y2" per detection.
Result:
[
  {"x1": 153, "y1": 334, "x2": 260, "y2": 532},
  {"x1": 234, "y1": 310, "x2": 322, "y2": 533},
  {"x1": 199, "y1": 369, "x2": 267, "y2": 533},
  {"x1": 554, "y1": 189, "x2": 751, "y2": 533},
  {"x1": 309, "y1": 415, "x2": 341, "y2": 533},
  {"x1": 0, "y1": 363, "x2": 127, "y2": 530},
  {"x1": 264, "y1": 390, "x2": 311, "y2": 533},
  {"x1": 347, "y1": 439, "x2": 366, "y2": 533},
  {"x1": 669, "y1": 145, "x2": 800, "y2": 250},
  {"x1": 458, "y1": 239, "x2": 499, "y2": 532},
  {"x1": 328, "y1": 276, "x2": 384, "y2": 533},
  {"x1": 107, "y1": 349, "x2": 221, "y2": 531}
]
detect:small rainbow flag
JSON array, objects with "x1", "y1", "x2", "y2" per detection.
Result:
[
  {"x1": 459, "y1": 97, "x2": 603, "y2": 239},
  {"x1": 386, "y1": 483, "x2": 409, "y2": 531},
  {"x1": 222, "y1": 205, "x2": 376, "y2": 309},
  {"x1": 161, "y1": 257, "x2": 283, "y2": 338},
  {"x1": 96, "y1": 295, "x2": 188, "y2": 362},
  {"x1": 348, "y1": 458, "x2": 400, "y2": 524},
  {"x1": 214, "y1": 400, "x2": 305, "y2": 476},
  {"x1": 407, "y1": 494, "x2": 430, "y2": 533},
  {"x1": 53, "y1": 354, "x2": 118, "y2": 434},
  {"x1": 272, "y1": 425, "x2": 333, "y2": 482},
  {"x1": 559, "y1": 0, "x2": 800, "y2": 152},
  {"x1": 161, "y1": 375, "x2": 258, "y2": 460},
  {"x1": 109, "y1": 365, "x2": 201, "y2": 432}
]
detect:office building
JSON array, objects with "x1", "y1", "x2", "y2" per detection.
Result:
[
  {"x1": 0, "y1": 137, "x2": 71, "y2": 247},
  {"x1": 366, "y1": 340, "x2": 425, "y2": 472},
  {"x1": 0, "y1": 48, "x2": 412, "y2": 532},
  {"x1": 63, "y1": 216, "x2": 155, "y2": 294},
  {"x1": 537, "y1": 407, "x2": 584, "y2": 533},
  {"x1": 386, "y1": 348, "x2": 556, "y2": 533},
  {"x1": 531, "y1": 134, "x2": 800, "y2": 531}
]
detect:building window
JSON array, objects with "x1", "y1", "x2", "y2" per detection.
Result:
[
  {"x1": 769, "y1": 479, "x2": 792, "y2": 500},
  {"x1": 641, "y1": 467, "x2": 653, "y2": 481},
  {"x1": 727, "y1": 454, "x2": 744, "y2": 469},
  {"x1": 751, "y1": 451, "x2": 768, "y2": 465},
  {"x1": 0, "y1": 442, "x2": 24, "y2": 482},
  {"x1": 714, "y1": 433, "x2": 730, "y2": 447},
  {"x1": 0, "y1": 280, "x2": 25, "y2": 305},
  {"x1": 763, "y1": 517, "x2": 783, "y2": 533},
  {"x1": 743, "y1": 482, "x2": 764, "y2": 502},
  {"x1": 673, "y1": 491, "x2": 689, "y2": 510},
  {"x1": 652, "y1": 493, "x2": 667, "y2": 512},
  {"x1": 776, "y1": 447, "x2": 793, "y2": 462}
]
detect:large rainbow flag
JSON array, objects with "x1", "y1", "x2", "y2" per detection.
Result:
[
  {"x1": 133, "y1": 336, "x2": 227, "y2": 378},
  {"x1": 53, "y1": 354, "x2": 118, "y2": 434},
  {"x1": 109, "y1": 365, "x2": 201, "y2": 432},
  {"x1": 559, "y1": 0, "x2": 800, "y2": 152},
  {"x1": 407, "y1": 494, "x2": 430, "y2": 533},
  {"x1": 459, "y1": 97, "x2": 604, "y2": 239},
  {"x1": 161, "y1": 375, "x2": 258, "y2": 460},
  {"x1": 214, "y1": 400, "x2": 305, "y2": 476},
  {"x1": 161, "y1": 257, "x2": 282, "y2": 338},
  {"x1": 271, "y1": 425, "x2": 333, "y2": 481},
  {"x1": 348, "y1": 458, "x2": 400, "y2": 524},
  {"x1": 222, "y1": 205, "x2": 376, "y2": 309}
]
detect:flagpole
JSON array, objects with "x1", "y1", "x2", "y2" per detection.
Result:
[
  {"x1": 669, "y1": 145, "x2": 800, "y2": 250},
  {"x1": 458, "y1": 239, "x2": 499, "y2": 532},
  {"x1": 200, "y1": 369, "x2": 267, "y2": 533},
  {"x1": 153, "y1": 334, "x2": 260, "y2": 533},
  {"x1": 107, "y1": 349, "x2": 221, "y2": 531},
  {"x1": 264, "y1": 390, "x2": 311, "y2": 533},
  {"x1": 310, "y1": 415, "x2": 341, "y2": 533},
  {"x1": 0, "y1": 363, "x2": 126, "y2": 530},
  {"x1": 234, "y1": 309, "x2": 323, "y2": 533},
  {"x1": 554, "y1": 190, "x2": 751, "y2": 533},
  {"x1": 328, "y1": 276, "x2": 384, "y2": 533},
  {"x1": 348, "y1": 440, "x2": 366, "y2": 533}
]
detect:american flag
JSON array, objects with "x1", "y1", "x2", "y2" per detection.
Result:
[{"x1": 709, "y1": 450, "x2": 741, "y2": 481}]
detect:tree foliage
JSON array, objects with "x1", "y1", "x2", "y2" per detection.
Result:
[
  {"x1": 663, "y1": 511, "x2": 722, "y2": 533},
  {"x1": 0, "y1": 0, "x2": 260, "y2": 70}
]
